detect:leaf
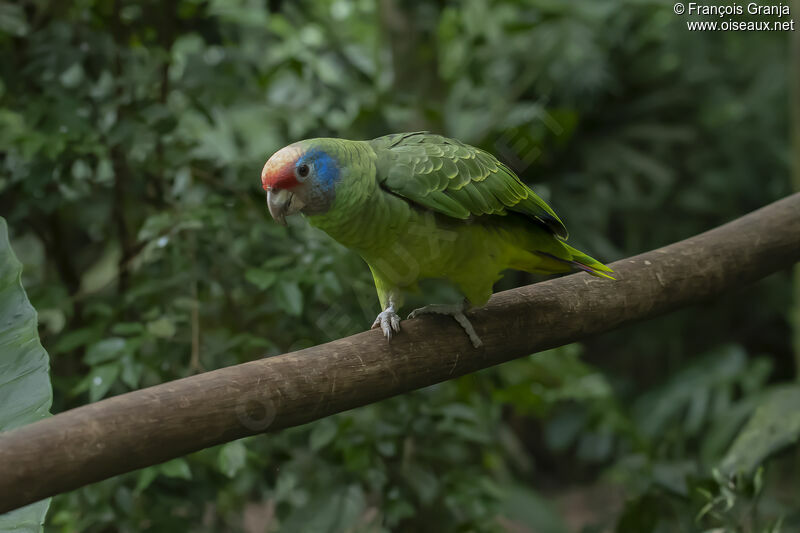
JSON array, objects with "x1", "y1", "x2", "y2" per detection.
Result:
[
  {"x1": 281, "y1": 485, "x2": 366, "y2": 533},
  {"x1": 52, "y1": 327, "x2": 99, "y2": 354},
  {"x1": 501, "y1": 484, "x2": 569, "y2": 533},
  {"x1": 78, "y1": 244, "x2": 121, "y2": 295},
  {"x1": 59, "y1": 63, "x2": 84, "y2": 89},
  {"x1": 0, "y1": 4, "x2": 29, "y2": 37},
  {"x1": 245, "y1": 268, "x2": 277, "y2": 290},
  {"x1": 83, "y1": 337, "x2": 126, "y2": 365},
  {"x1": 146, "y1": 317, "x2": 176, "y2": 339},
  {"x1": 274, "y1": 281, "x2": 303, "y2": 316},
  {"x1": 111, "y1": 322, "x2": 144, "y2": 336},
  {"x1": 402, "y1": 464, "x2": 439, "y2": 505},
  {"x1": 720, "y1": 385, "x2": 800, "y2": 475},
  {"x1": 119, "y1": 354, "x2": 142, "y2": 389},
  {"x1": 261, "y1": 255, "x2": 295, "y2": 269},
  {"x1": 87, "y1": 363, "x2": 120, "y2": 402},
  {"x1": 218, "y1": 440, "x2": 247, "y2": 478},
  {"x1": 309, "y1": 419, "x2": 337, "y2": 451},
  {"x1": 160, "y1": 458, "x2": 192, "y2": 480},
  {"x1": 134, "y1": 467, "x2": 159, "y2": 493},
  {"x1": 36, "y1": 309, "x2": 65, "y2": 335},
  {"x1": 635, "y1": 345, "x2": 747, "y2": 438},
  {"x1": 0, "y1": 217, "x2": 52, "y2": 531}
]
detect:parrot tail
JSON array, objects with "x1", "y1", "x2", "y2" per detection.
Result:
[{"x1": 537, "y1": 245, "x2": 616, "y2": 280}]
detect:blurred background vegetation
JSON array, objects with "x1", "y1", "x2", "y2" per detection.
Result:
[{"x1": 0, "y1": 0, "x2": 798, "y2": 531}]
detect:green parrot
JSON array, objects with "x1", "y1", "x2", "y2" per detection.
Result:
[{"x1": 261, "y1": 132, "x2": 613, "y2": 347}]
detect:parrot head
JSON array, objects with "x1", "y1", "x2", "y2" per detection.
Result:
[{"x1": 261, "y1": 140, "x2": 341, "y2": 225}]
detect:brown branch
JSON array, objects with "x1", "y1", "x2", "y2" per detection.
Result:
[{"x1": 1, "y1": 193, "x2": 799, "y2": 513}]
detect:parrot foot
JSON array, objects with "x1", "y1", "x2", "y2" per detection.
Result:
[
  {"x1": 371, "y1": 304, "x2": 401, "y2": 341},
  {"x1": 407, "y1": 303, "x2": 483, "y2": 348}
]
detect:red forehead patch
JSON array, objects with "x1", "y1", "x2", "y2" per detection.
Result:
[{"x1": 261, "y1": 145, "x2": 303, "y2": 190}]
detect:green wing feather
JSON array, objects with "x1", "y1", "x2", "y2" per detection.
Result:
[{"x1": 369, "y1": 132, "x2": 568, "y2": 239}]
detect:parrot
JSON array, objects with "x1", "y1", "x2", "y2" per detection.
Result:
[{"x1": 260, "y1": 132, "x2": 614, "y2": 348}]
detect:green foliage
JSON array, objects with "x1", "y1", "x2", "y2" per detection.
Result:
[
  {"x1": 721, "y1": 386, "x2": 800, "y2": 476},
  {"x1": 0, "y1": 0, "x2": 796, "y2": 531},
  {"x1": 0, "y1": 218, "x2": 52, "y2": 532}
]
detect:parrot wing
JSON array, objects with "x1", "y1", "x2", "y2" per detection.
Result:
[{"x1": 369, "y1": 132, "x2": 568, "y2": 239}]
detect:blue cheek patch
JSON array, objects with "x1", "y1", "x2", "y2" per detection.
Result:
[{"x1": 299, "y1": 149, "x2": 340, "y2": 192}]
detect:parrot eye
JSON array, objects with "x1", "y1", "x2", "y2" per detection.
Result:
[{"x1": 296, "y1": 164, "x2": 310, "y2": 178}]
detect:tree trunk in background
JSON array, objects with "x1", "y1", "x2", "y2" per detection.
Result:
[
  {"x1": 792, "y1": 2, "x2": 800, "y2": 378},
  {"x1": 379, "y1": 0, "x2": 443, "y2": 132}
]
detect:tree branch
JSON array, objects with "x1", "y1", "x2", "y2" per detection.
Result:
[{"x1": 1, "y1": 193, "x2": 799, "y2": 513}]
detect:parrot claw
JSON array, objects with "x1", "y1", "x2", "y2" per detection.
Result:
[
  {"x1": 371, "y1": 306, "x2": 401, "y2": 341},
  {"x1": 407, "y1": 303, "x2": 483, "y2": 348}
]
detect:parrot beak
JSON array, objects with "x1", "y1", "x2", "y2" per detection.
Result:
[{"x1": 266, "y1": 188, "x2": 305, "y2": 226}]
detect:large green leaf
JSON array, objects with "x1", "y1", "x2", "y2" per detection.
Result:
[
  {"x1": 0, "y1": 217, "x2": 53, "y2": 532},
  {"x1": 720, "y1": 385, "x2": 800, "y2": 475}
]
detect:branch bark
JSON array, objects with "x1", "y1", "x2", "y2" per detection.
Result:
[{"x1": 1, "y1": 193, "x2": 799, "y2": 514}]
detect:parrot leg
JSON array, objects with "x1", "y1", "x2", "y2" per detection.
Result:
[
  {"x1": 371, "y1": 301, "x2": 401, "y2": 341},
  {"x1": 407, "y1": 301, "x2": 483, "y2": 348}
]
